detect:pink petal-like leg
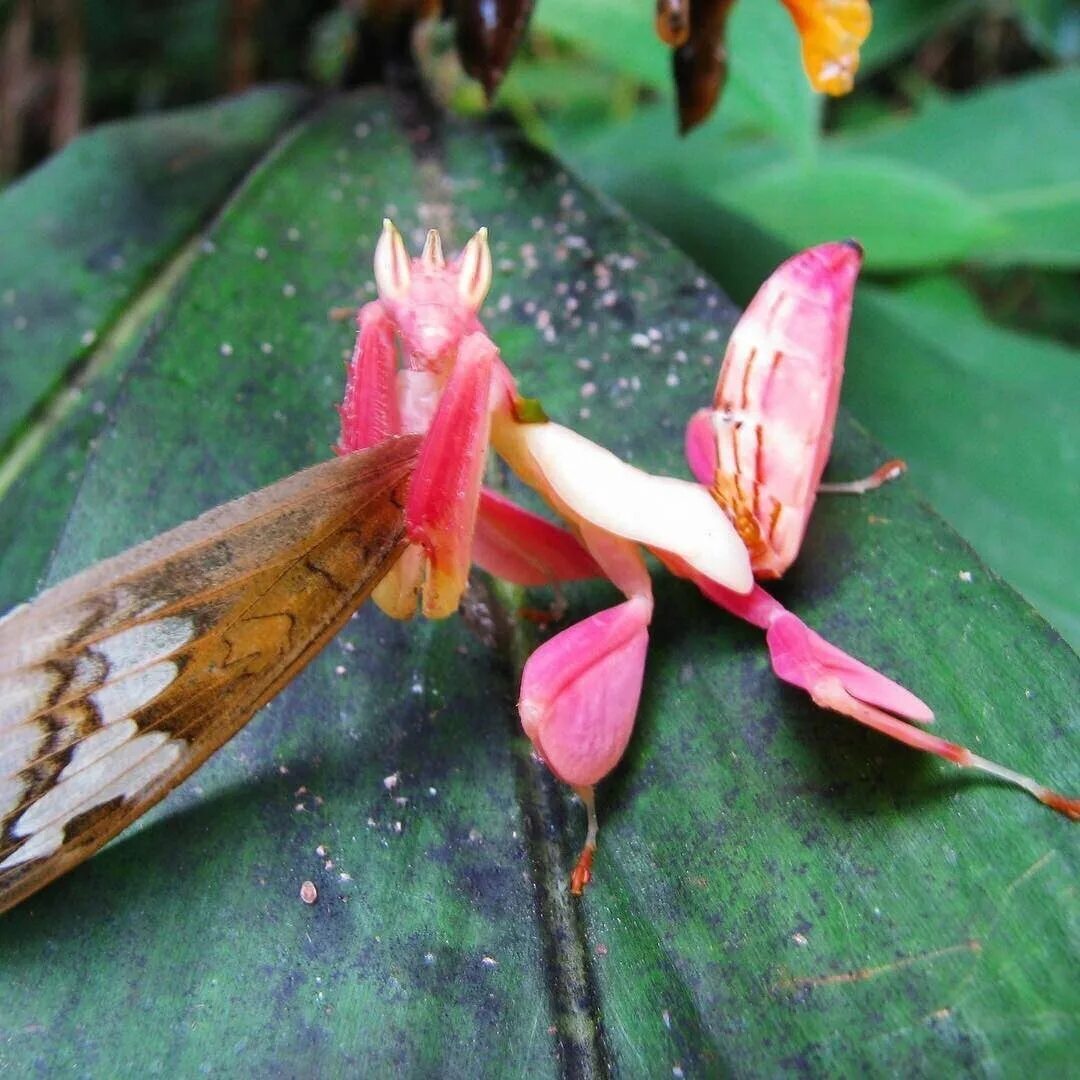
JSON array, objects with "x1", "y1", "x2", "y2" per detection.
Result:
[
  {"x1": 705, "y1": 582, "x2": 932, "y2": 722},
  {"x1": 518, "y1": 525, "x2": 654, "y2": 893},
  {"x1": 472, "y1": 488, "x2": 602, "y2": 587},
  {"x1": 337, "y1": 301, "x2": 400, "y2": 453},
  {"x1": 406, "y1": 331, "x2": 497, "y2": 618},
  {"x1": 694, "y1": 577, "x2": 1078, "y2": 819}
]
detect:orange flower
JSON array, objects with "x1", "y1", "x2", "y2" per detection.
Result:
[{"x1": 779, "y1": 0, "x2": 873, "y2": 95}]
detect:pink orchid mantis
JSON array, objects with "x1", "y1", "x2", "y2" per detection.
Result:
[{"x1": 338, "y1": 222, "x2": 1078, "y2": 895}]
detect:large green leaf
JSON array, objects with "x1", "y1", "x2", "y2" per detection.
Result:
[
  {"x1": 537, "y1": 54, "x2": 1079, "y2": 272},
  {"x1": 0, "y1": 86, "x2": 312, "y2": 620},
  {"x1": 717, "y1": 152, "x2": 1004, "y2": 269},
  {"x1": 0, "y1": 86, "x2": 310, "y2": 452},
  {"x1": 0, "y1": 91, "x2": 1076, "y2": 1074}
]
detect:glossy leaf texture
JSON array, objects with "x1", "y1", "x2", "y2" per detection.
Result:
[
  {"x1": 0, "y1": 86, "x2": 311, "y2": 450},
  {"x1": 0, "y1": 89, "x2": 1076, "y2": 1074}
]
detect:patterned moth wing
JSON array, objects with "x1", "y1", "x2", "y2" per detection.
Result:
[{"x1": 0, "y1": 435, "x2": 419, "y2": 913}]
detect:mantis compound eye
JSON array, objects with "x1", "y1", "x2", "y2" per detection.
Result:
[
  {"x1": 374, "y1": 218, "x2": 412, "y2": 301},
  {"x1": 457, "y1": 226, "x2": 492, "y2": 311}
]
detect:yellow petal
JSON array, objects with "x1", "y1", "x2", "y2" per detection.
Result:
[{"x1": 779, "y1": 0, "x2": 872, "y2": 96}]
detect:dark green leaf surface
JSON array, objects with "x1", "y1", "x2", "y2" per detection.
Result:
[
  {"x1": 0, "y1": 85, "x2": 309, "y2": 451},
  {"x1": 0, "y1": 86, "x2": 311, "y2": 612},
  {"x1": 1, "y1": 91, "x2": 1076, "y2": 1075}
]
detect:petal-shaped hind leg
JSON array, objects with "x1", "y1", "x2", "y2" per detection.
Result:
[
  {"x1": 518, "y1": 525, "x2": 654, "y2": 893},
  {"x1": 695, "y1": 579, "x2": 1078, "y2": 818},
  {"x1": 472, "y1": 488, "x2": 602, "y2": 587}
]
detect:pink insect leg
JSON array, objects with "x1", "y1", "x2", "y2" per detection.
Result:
[
  {"x1": 692, "y1": 575, "x2": 1078, "y2": 819},
  {"x1": 406, "y1": 331, "x2": 498, "y2": 619},
  {"x1": 514, "y1": 523, "x2": 654, "y2": 894},
  {"x1": 336, "y1": 301, "x2": 400, "y2": 453},
  {"x1": 472, "y1": 488, "x2": 602, "y2": 587},
  {"x1": 818, "y1": 459, "x2": 906, "y2": 494}
]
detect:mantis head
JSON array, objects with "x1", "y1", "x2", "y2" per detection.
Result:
[{"x1": 373, "y1": 219, "x2": 492, "y2": 369}]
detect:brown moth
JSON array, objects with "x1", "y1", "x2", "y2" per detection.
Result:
[{"x1": 0, "y1": 435, "x2": 419, "y2": 913}]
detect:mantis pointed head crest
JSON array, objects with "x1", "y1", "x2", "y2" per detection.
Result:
[
  {"x1": 457, "y1": 226, "x2": 492, "y2": 312},
  {"x1": 421, "y1": 229, "x2": 445, "y2": 269},
  {"x1": 374, "y1": 219, "x2": 412, "y2": 301}
]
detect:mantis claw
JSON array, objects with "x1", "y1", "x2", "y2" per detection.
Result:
[{"x1": 570, "y1": 785, "x2": 599, "y2": 896}]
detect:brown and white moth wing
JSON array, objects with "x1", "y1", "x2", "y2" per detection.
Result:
[{"x1": 0, "y1": 435, "x2": 419, "y2": 913}]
